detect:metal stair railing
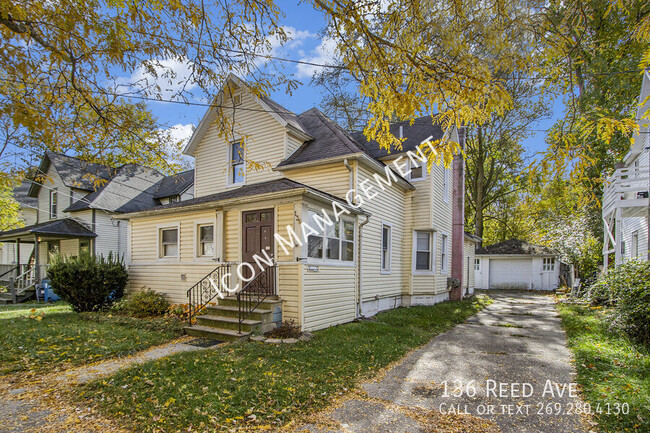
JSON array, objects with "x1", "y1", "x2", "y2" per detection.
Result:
[
  {"x1": 237, "y1": 264, "x2": 277, "y2": 333},
  {"x1": 186, "y1": 263, "x2": 232, "y2": 324}
]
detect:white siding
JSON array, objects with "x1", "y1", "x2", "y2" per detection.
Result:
[
  {"x1": 303, "y1": 265, "x2": 356, "y2": 331},
  {"x1": 192, "y1": 92, "x2": 286, "y2": 197}
]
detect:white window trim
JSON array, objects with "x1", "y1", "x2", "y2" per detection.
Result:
[
  {"x1": 412, "y1": 230, "x2": 436, "y2": 275},
  {"x1": 442, "y1": 167, "x2": 450, "y2": 203},
  {"x1": 226, "y1": 140, "x2": 246, "y2": 187},
  {"x1": 440, "y1": 232, "x2": 449, "y2": 274},
  {"x1": 49, "y1": 189, "x2": 58, "y2": 219},
  {"x1": 542, "y1": 257, "x2": 556, "y2": 272},
  {"x1": 474, "y1": 258, "x2": 480, "y2": 271},
  {"x1": 157, "y1": 223, "x2": 181, "y2": 261},
  {"x1": 407, "y1": 159, "x2": 426, "y2": 181},
  {"x1": 631, "y1": 231, "x2": 639, "y2": 258},
  {"x1": 194, "y1": 218, "x2": 217, "y2": 260},
  {"x1": 381, "y1": 222, "x2": 392, "y2": 274},
  {"x1": 304, "y1": 208, "x2": 356, "y2": 267}
]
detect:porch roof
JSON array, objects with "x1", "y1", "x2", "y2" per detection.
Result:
[
  {"x1": 117, "y1": 178, "x2": 368, "y2": 219},
  {"x1": 0, "y1": 218, "x2": 96, "y2": 241}
]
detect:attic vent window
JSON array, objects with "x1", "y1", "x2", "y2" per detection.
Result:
[{"x1": 232, "y1": 94, "x2": 242, "y2": 106}]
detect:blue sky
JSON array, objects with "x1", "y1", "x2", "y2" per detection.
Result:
[{"x1": 146, "y1": 1, "x2": 561, "y2": 160}]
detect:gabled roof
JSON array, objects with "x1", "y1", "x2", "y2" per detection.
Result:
[
  {"x1": 0, "y1": 218, "x2": 96, "y2": 241},
  {"x1": 476, "y1": 239, "x2": 557, "y2": 256},
  {"x1": 65, "y1": 164, "x2": 165, "y2": 213},
  {"x1": 29, "y1": 151, "x2": 116, "y2": 197},
  {"x1": 351, "y1": 116, "x2": 446, "y2": 159},
  {"x1": 153, "y1": 169, "x2": 194, "y2": 199},
  {"x1": 277, "y1": 108, "x2": 368, "y2": 167},
  {"x1": 13, "y1": 181, "x2": 38, "y2": 208},
  {"x1": 184, "y1": 74, "x2": 311, "y2": 156}
]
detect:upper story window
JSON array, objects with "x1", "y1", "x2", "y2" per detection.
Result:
[
  {"x1": 49, "y1": 190, "x2": 58, "y2": 219},
  {"x1": 441, "y1": 234, "x2": 448, "y2": 272},
  {"x1": 543, "y1": 257, "x2": 555, "y2": 271},
  {"x1": 414, "y1": 231, "x2": 433, "y2": 271},
  {"x1": 198, "y1": 224, "x2": 215, "y2": 257},
  {"x1": 474, "y1": 258, "x2": 480, "y2": 271},
  {"x1": 169, "y1": 195, "x2": 179, "y2": 204},
  {"x1": 306, "y1": 210, "x2": 354, "y2": 262},
  {"x1": 381, "y1": 224, "x2": 391, "y2": 272},
  {"x1": 160, "y1": 227, "x2": 179, "y2": 258},
  {"x1": 442, "y1": 167, "x2": 450, "y2": 202},
  {"x1": 230, "y1": 140, "x2": 245, "y2": 185}
]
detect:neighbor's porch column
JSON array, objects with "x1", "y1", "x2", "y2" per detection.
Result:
[{"x1": 34, "y1": 235, "x2": 41, "y2": 284}]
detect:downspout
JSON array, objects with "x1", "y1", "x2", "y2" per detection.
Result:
[
  {"x1": 344, "y1": 158, "x2": 368, "y2": 318},
  {"x1": 357, "y1": 214, "x2": 370, "y2": 317},
  {"x1": 450, "y1": 127, "x2": 466, "y2": 301}
]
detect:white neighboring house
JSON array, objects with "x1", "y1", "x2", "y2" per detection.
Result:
[
  {"x1": 0, "y1": 152, "x2": 194, "y2": 302},
  {"x1": 474, "y1": 239, "x2": 560, "y2": 291},
  {"x1": 602, "y1": 69, "x2": 650, "y2": 267}
]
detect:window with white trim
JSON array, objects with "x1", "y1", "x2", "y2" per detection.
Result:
[
  {"x1": 49, "y1": 190, "x2": 58, "y2": 219},
  {"x1": 415, "y1": 231, "x2": 432, "y2": 271},
  {"x1": 198, "y1": 224, "x2": 215, "y2": 257},
  {"x1": 442, "y1": 167, "x2": 450, "y2": 202},
  {"x1": 441, "y1": 234, "x2": 448, "y2": 272},
  {"x1": 381, "y1": 224, "x2": 391, "y2": 271},
  {"x1": 474, "y1": 258, "x2": 480, "y2": 271},
  {"x1": 543, "y1": 258, "x2": 555, "y2": 271},
  {"x1": 230, "y1": 140, "x2": 245, "y2": 185},
  {"x1": 306, "y1": 210, "x2": 354, "y2": 262},
  {"x1": 160, "y1": 228, "x2": 179, "y2": 258}
]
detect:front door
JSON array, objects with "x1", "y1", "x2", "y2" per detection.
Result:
[{"x1": 241, "y1": 209, "x2": 275, "y2": 292}]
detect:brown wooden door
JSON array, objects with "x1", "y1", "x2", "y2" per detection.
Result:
[{"x1": 241, "y1": 209, "x2": 274, "y2": 292}]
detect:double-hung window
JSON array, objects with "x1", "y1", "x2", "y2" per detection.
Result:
[
  {"x1": 198, "y1": 225, "x2": 215, "y2": 257},
  {"x1": 230, "y1": 140, "x2": 245, "y2": 185},
  {"x1": 49, "y1": 190, "x2": 58, "y2": 219},
  {"x1": 414, "y1": 231, "x2": 433, "y2": 271},
  {"x1": 160, "y1": 228, "x2": 179, "y2": 258},
  {"x1": 381, "y1": 224, "x2": 391, "y2": 272},
  {"x1": 307, "y1": 210, "x2": 354, "y2": 262},
  {"x1": 441, "y1": 234, "x2": 448, "y2": 272}
]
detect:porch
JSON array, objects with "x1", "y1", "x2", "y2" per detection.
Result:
[
  {"x1": 602, "y1": 166, "x2": 650, "y2": 267},
  {"x1": 0, "y1": 218, "x2": 96, "y2": 303}
]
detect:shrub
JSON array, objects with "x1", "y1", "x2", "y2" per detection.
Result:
[
  {"x1": 112, "y1": 288, "x2": 170, "y2": 318},
  {"x1": 618, "y1": 284, "x2": 650, "y2": 346},
  {"x1": 47, "y1": 253, "x2": 128, "y2": 312},
  {"x1": 588, "y1": 260, "x2": 650, "y2": 307}
]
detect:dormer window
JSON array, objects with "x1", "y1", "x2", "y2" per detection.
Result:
[{"x1": 230, "y1": 140, "x2": 245, "y2": 185}]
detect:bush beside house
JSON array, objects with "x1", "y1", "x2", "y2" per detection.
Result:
[
  {"x1": 111, "y1": 288, "x2": 170, "y2": 318},
  {"x1": 47, "y1": 253, "x2": 128, "y2": 312},
  {"x1": 588, "y1": 260, "x2": 650, "y2": 345}
]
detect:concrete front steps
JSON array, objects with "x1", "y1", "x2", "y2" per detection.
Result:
[{"x1": 184, "y1": 296, "x2": 282, "y2": 342}]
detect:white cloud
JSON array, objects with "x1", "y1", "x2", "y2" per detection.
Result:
[
  {"x1": 119, "y1": 58, "x2": 197, "y2": 99},
  {"x1": 253, "y1": 26, "x2": 316, "y2": 68},
  {"x1": 295, "y1": 37, "x2": 339, "y2": 79},
  {"x1": 159, "y1": 123, "x2": 195, "y2": 169}
]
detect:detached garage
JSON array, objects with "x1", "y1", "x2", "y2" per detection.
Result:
[{"x1": 474, "y1": 239, "x2": 560, "y2": 291}]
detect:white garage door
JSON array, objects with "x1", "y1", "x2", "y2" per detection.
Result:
[{"x1": 489, "y1": 259, "x2": 531, "y2": 290}]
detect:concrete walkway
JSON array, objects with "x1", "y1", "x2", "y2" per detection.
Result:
[{"x1": 299, "y1": 293, "x2": 592, "y2": 433}]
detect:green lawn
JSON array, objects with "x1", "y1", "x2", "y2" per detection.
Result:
[
  {"x1": 80, "y1": 296, "x2": 491, "y2": 432},
  {"x1": 0, "y1": 302, "x2": 184, "y2": 375},
  {"x1": 557, "y1": 303, "x2": 650, "y2": 433}
]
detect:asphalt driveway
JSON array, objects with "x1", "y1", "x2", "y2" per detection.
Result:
[{"x1": 300, "y1": 292, "x2": 591, "y2": 433}]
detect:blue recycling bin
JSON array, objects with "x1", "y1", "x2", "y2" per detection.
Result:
[{"x1": 42, "y1": 279, "x2": 60, "y2": 303}]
